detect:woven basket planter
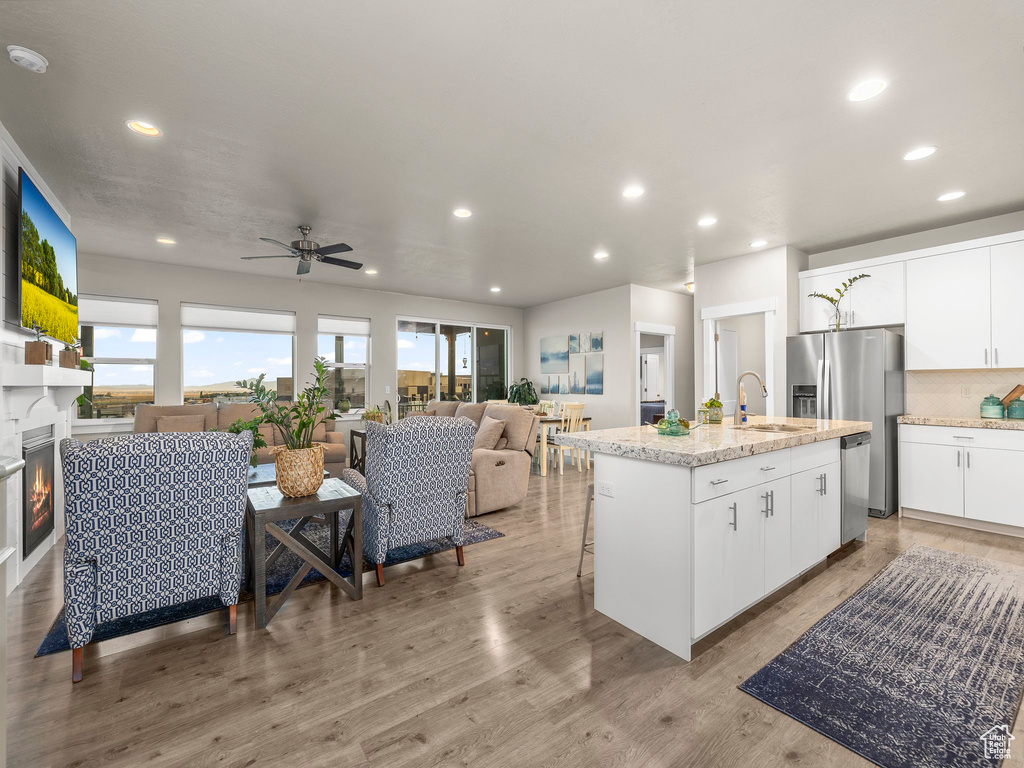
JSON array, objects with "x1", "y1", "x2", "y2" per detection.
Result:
[{"x1": 273, "y1": 444, "x2": 325, "y2": 498}]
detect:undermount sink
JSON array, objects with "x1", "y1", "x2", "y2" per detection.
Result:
[{"x1": 730, "y1": 424, "x2": 811, "y2": 433}]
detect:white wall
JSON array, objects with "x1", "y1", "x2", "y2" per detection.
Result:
[
  {"x1": 808, "y1": 210, "x2": 1024, "y2": 269},
  {"x1": 78, "y1": 252, "x2": 524, "y2": 420},
  {"x1": 523, "y1": 284, "x2": 694, "y2": 430},
  {"x1": 693, "y1": 246, "x2": 807, "y2": 417}
]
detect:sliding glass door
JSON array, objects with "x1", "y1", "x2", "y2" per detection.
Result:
[{"x1": 396, "y1": 319, "x2": 510, "y2": 417}]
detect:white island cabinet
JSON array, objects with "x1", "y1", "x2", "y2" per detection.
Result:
[{"x1": 554, "y1": 416, "x2": 871, "y2": 661}]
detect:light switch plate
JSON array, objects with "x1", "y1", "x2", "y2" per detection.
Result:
[
  {"x1": 961, "y1": 385, "x2": 971, "y2": 399},
  {"x1": 385, "y1": 386, "x2": 391, "y2": 394}
]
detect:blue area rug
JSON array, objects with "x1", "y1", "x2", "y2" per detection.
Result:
[
  {"x1": 740, "y1": 546, "x2": 1024, "y2": 768},
  {"x1": 36, "y1": 517, "x2": 503, "y2": 657}
]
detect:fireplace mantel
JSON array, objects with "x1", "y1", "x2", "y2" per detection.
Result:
[{"x1": 0, "y1": 364, "x2": 91, "y2": 421}]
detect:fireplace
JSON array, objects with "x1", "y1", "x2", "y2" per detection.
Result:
[{"x1": 22, "y1": 426, "x2": 55, "y2": 558}]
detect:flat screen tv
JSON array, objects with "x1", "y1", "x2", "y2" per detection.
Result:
[{"x1": 18, "y1": 167, "x2": 78, "y2": 344}]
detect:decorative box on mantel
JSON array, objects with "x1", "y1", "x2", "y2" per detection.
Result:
[{"x1": 0, "y1": 364, "x2": 92, "y2": 421}]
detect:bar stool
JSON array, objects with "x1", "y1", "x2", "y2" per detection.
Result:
[{"x1": 577, "y1": 482, "x2": 595, "y2": 577}]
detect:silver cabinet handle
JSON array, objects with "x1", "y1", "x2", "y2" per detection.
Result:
[
  {"x1": 769, "y1": 489, "x2": 775, "y2": 516},
  {"x1": 957, "y1": 451, "x2": 961, "y2": 468},
  {"x1": 823, "y1": 473, "x2": 827, "y2": 495},
  {"x1": 760, "y1": 466, "x2": 776, "y2": 472},
  {"x1": 995, "y1": 348, "x2": 999, "y2": 366},
  {"x1": 729, "y1": 502, "x2": 738, "y2": 530},
  {"x1": 816, "y1": 474, "x2": 823, "y2": 495},
  {"x1": 985, "y1": 348, "x2": 989, "y2": 366},
  {"x1": 967, "y1": 451, "x2": 971, "y2": 469},
  {"x1": 953, "y1": 435, "x2": 975, "y2": 441},
  {"x1": 761, "y1": 493, "x2": 770, "y2": 517},
  {"x1": 710, "y1": 479, "x2": 729, "y2": 486}
]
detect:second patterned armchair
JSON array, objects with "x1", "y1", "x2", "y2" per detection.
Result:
[{"x1": 342, "y1": 417, "x2": 476, "y2": 586}]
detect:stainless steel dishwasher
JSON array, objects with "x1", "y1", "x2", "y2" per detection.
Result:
[{"x1": 841, "y1": 432, "x2": 871, "y2": 544}]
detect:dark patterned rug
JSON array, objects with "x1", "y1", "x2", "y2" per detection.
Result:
[
  {"x1": 740, "y1": 545, "x2": 1024, "y2": 768},
  {"x1": 36, "y1": 517, "x2": 503, "y2": 657}
]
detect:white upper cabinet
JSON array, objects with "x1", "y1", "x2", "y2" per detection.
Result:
[
  {"x1": 848, "y1": 261, "x2": 905, "y2": 328},
  {"x1": 800, "y1": 271, "x2": 846, "y2": 332},
  {"x1": 800, "y1": 262, "x2": 905, "y2": 332},
  {"x1": 991, "y1": 241, "x2": 1024, "y2": 368},
  {"x1": 906, "y1": 247, "x2": 991, "y2": 370}
]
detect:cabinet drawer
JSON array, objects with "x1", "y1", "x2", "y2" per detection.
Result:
[
  {"x1": 790, "y1": 438, "x2": 840, "y2": 474},
  {"x1": 900, "y1": 424, "x2": 1024, "y2": 451},
  {"x1": 692, "y1": 449, "x2": 790, "y2": 504}
]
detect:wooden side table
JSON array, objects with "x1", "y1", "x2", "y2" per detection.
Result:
[
  {"x1": 349, "y1": 428, "x2": 366, "y2": 474},
  {"x1": 245, "y1": 478, "x2": 363, "y2": 629}
]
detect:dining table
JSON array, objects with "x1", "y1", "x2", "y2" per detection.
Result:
[{"x1": 536, "y1": 413, "x2": 592, "y2": 477}]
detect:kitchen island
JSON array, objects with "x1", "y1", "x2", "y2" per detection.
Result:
[{"x1": 553, "y1": 416, "x2": 872, "y2": 661}]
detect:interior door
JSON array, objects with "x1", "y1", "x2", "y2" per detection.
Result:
[
  {"x1": 762, "y1": 477, "x2": 793, "y2": 593},
  {"x1": 906, "y1": 248, "x2": 991, "y2": 370},
  {"x1": 791, "y1": 468, "x2": 821, "y2": 574},
  {"x1": 991, "y1": 241, "x2": 1024, "y2": 368},
  {"x1": 900, "y1": 441, "x2": 963, "y2": 516},
  {"x1": 817, "y1": 461, "x2": 842, "y2": 558},
  {"x1": 964, "y1": 447, "x2": 1024, "y2": 527},
  {"x1": 716, "y1": 328, "x2": 738, "y2": 415}
]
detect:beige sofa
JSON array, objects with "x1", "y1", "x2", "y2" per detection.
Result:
[
  {"x1": 133, "y1": 403, "x2": 348, "y2": 477},
  {"x1": 417, "y1": 401, "x2": 540, "y2": 517}
]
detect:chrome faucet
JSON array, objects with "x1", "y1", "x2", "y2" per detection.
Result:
[{"x1": 734, "y1": 371, "x2": 768, "y2": 425}]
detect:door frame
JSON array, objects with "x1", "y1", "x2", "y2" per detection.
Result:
[
  {"x1": 699, "y1": 298, "x2": 776, "y2": 418},
  {"x1": 634, "y1": 322, "x2": 675, "y2": 426}
]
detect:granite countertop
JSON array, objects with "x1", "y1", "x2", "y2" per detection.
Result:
[
  {"x1": 898, "y1": 415, "x2": 1024, "y2": 431},
  {"x1": 551, "y1": 415, "x2": 872, "y2": 467}
]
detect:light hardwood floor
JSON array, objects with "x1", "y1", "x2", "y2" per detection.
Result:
[{"x1": 7, "y1": 467, "x2": 1024, "y2": 767}]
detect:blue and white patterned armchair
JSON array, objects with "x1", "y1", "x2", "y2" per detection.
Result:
[
  {"x1": 342, "y1": 417, "x2": 475, "y2": 586},
  {"x1": 60, "y1": 431, "x2": 252, "y2": 682}
]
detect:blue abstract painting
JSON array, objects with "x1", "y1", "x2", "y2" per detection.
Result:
[
  {"x1": 585, "y1": 353, "x2": 604, "y2": 395},
  {"x1": 590, "y1": 332, "x2": 603, "y2": 352},
  {"x1": 540, "y1": 336, "x2": 569, "y2": 373}
]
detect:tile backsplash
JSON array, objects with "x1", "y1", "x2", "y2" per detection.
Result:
[{"x1": 906, "y1": 369, "x2": 1024, "y2": 418}]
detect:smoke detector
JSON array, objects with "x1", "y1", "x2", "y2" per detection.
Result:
[{"x1": 7, "y1": 46, "x2": 48, "y2": 74}]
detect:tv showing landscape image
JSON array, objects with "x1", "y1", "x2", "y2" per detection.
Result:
[{"x1": 20, "y1": 168, "x2": 78, "y2": 344}]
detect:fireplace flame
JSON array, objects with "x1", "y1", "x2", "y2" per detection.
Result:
[{"x1": 29, "y1": 462, "x2": 52, "y2": 534}]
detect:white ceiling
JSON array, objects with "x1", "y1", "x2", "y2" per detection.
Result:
[{"x1": 1, "y1": 1, "x2": 1022, "y2": 308}]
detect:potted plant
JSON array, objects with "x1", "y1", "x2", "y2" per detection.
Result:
[
  {"x1": 24, "y1": 321, "x2": 52, "y2": 366},
  {"x1": 224, "y1": 417, "x2": 268, "y2": 469},
  {"x1": 808, "y1": 273, "x2": 870, "y2": 332},
  {"x1": 702, "y1": 397, "x2": 724, "y2": 424},
  {"x1": 507, "y1": 378, "x2": 538, "y2": 406},
  {"x1": 237, "y1": 356, "x2": 336, "y2": 497},
  {"x1": 60, "y1": 338, "x2": 82, "y2": 369}
]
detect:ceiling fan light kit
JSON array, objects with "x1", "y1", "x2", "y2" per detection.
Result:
[{"x1": 242, "y1": 225, "x2": 362, "y2": 275}]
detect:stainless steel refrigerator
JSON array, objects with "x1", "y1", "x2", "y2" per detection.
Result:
[{"x1": 786, "y1": 329, "x2": 904, "y2": 518}]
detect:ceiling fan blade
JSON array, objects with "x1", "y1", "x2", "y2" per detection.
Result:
[
  {"x1": 317, "y1": 242, "x2": 354, "y2": 256},
  {"x1": 321, "y1": 256, "x2": 364, "y2": 270},
  {"x1": 297, "y1": 259, "x2": 312, "y2": 275},
  {"x1": 259, "y1": 237, "x2": 301, "y2": 254},
  {"x1": 241, "y1": 254, "x2": 294, "y2": 260}
]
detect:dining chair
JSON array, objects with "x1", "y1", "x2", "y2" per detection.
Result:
[
  {"x1": 548, "y1": 402, "x2": 586, "y2": 475},
  {"x1": 577, "y1": 482, "x2": 595, "y2": 577}
]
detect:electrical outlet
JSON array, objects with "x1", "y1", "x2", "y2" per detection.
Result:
[
  {"x1": 597, "y1": 482, "x2": 614, "y2": 498},
  {"x1": 385, "y1": 386, "x2": 391, "y2": 394},
  {"x1": 961, "y1": 385, "x2": 971, "y2": 399}
]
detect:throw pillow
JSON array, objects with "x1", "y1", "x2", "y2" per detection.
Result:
[
  {"x1": 405, "y1": 409, "x2": 437, "y2": 420},
  {"x1": 155, "y1": 415, "x2": 207, "y2": 433},
  {"x1": 494, "y1": 437, "x2": 508, "y2": 450},
  {"x1": 474, "y1": 416, "x2": 506, "y2": 451}
]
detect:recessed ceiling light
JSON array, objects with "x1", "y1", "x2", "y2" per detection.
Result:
[
  {"x1": 698, "y1": 216, "x2": 717, "y2": 227},
  {"x1": 125, "y1": 120, "x2": 162, "y2": 137},
  {"x1": 155, "y1": 237, "x2": 176, "y2": 245},
  {"x1": 684, "y1": 282, "x2": 696, "y2": 293},
  {"x1": 847, "y1": 78, "x2": 888, "y2": 102},
  {"x1": 593, "y1": 250, "x2": 609, "y2": 260},
  {"x1": 365, "y1": 269, "x2": 378, "y2": 275},
  {"x1": 903, "y1": 146, "x2": 937, "y2": 161},
  {"x1": 453, "y1": 208, "x2": 472, "y2": 218},
  {"x1": 937, "y1": 190, "x2": 965, "y2": 202},
  {"x1": 622, "y1": 185, "x2": 644, "y2": 198},
  {"x1": 490, "y1": 286, "x2": 501, "y2": 293},
  {"x1": 7, "y1": 46, "x2": 48, "y2": 74},
  {"x1": 749, "y1": 239, "x2": 768, "y2": 248}
]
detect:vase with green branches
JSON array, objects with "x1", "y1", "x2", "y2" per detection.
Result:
[
  {"x1": 236, "y1": 356, "x2": 336, "y2": 496},
  {"x1": 808, "y1": 274, "x2": 870, "y2": 332}
]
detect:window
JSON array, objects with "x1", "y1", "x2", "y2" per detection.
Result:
[
  {"x1": 396, "y1": 318, "x2": 510, "y2": 418},
  {"x1": 76, "y1": 296, "x2": 159, "y2": 420},
  {"x1": 317, "y1": 316, "x2": 370, "y2": 411},
  {"x1": 181, "y1": 303, "x2": 295, "y2": 404}
]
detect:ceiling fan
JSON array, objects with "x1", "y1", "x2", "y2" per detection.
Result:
[{"x1": 242, "y1": 225, "x2": 362, "y2": 275}]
